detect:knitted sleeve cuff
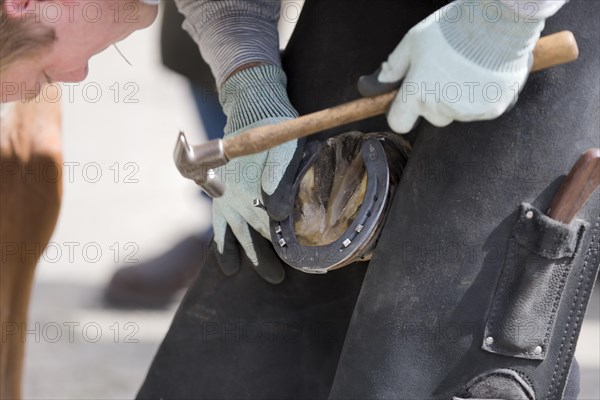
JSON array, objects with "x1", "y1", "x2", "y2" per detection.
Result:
[
  {"x1": 219, "y1": 64, "x2": 298, "y2": 134},
  {"x1": 175, "y1": 0, "x2": 282, "y2": 88},
  {"x1": 499, "y1": 0, "x2": 567, "y2": 19},
  {"x1": 440, "y1": 0, "x2": 549, "y2": 72}
]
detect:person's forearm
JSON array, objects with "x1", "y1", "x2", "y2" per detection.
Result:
[
  {"x1": 499, "y1": 0, "x2": 567, "y2": 19},
  {"x1": 175, "y1": 0, "x2": 282, "y2": 87}
]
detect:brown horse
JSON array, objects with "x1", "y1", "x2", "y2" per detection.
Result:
[{"x1": 0, "y1": 86, "x2": 62, "y2": 399}]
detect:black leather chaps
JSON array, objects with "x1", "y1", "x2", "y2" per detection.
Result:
[{"x1": 138, "y1": 1, "x2": 599, "y2": 398}]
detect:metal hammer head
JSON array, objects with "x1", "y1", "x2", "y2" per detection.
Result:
[{"x1": 173, "y1": 131, "x2": 227, "y2": 198}]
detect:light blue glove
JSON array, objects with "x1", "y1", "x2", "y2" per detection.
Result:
[{"x1": 212, "y1": 64, "x2": 298, "y2": 283}]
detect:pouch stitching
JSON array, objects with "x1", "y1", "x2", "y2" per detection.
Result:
[
  {"x1": 457, "y1": 368, "x2": 535, "y2": 400},
  {"x1": 542, "y1": 224, "x2": 585, "y2": 352},
  {"x1": 485, "y1": 205, "x2": 584, "y2": 359},
  {"x1": 485, "y1": 217, "x2": 536, "y2": 356},
  {"x1": 513, "y1": 368, "x2": 534, "y2": 389},
  {"x1": 513, "y1": 368, "x2": 536, "y2": 400},
  {"x1": 485, "y1": 228, "x2": 519, "y2": 342},
  {"x1": 547, "y1": 215, "x2": 599, "y2": 400},
  {"x1": 541, "y1": 259, "x2": 570, "y2": 353}
]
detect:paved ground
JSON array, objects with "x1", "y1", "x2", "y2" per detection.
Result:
[
  {"x1": 23, "y1": 283, "x2": 600, "y2": 399},
  {"x1": 19, "y1": 5, "x2": 599, "y2": 400},
  {"x1": 23, "y1": 11, "x2": 205, "y2": 400},
  {"x1": 24, "y1": 282, "x2": 177, "y2": 399}
]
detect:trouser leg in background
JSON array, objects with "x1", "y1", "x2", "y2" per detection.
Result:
[{"x1": 328, "y1": 1, "x2": 600, "y2": 399}]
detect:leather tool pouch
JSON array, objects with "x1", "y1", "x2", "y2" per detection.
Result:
[{"x1": 482, "y1": 203, "x2": 588, "y2": 360}]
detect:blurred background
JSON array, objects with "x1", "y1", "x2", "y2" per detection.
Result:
[
  {"x1": 24, "y1": 8, "x2": 205, "y2": 398},
  {"x1": 21, "y1": 3, "x2": 599, "y2": 399}
]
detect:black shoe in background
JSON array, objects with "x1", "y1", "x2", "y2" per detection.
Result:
[{"x1": 104, "y1": 233, "x2": 212, "y2": 309}]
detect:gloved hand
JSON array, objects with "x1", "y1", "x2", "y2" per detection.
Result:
[
  {"x1": 358, "y1": 0, "x2": 549, "y2": 133},
  {"x1": 212, "y1": 64, "x2": 301, "y2": 284}
]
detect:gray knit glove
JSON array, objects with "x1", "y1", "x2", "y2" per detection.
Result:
[{"x1": 212, "y1": 64, "x2": 299, "y2": 284}]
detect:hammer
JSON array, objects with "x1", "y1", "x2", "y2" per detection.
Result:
[{"x1": 174, "y1": 31, "x2": 580, "y2": 198}]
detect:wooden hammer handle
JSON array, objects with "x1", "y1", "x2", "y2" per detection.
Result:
[
  {"x1": 224, "y1": 31, "x2": 579, "y2": 160},
  {"x1": 531, "y1": 30, "x2": 579, "y2": 73}
]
